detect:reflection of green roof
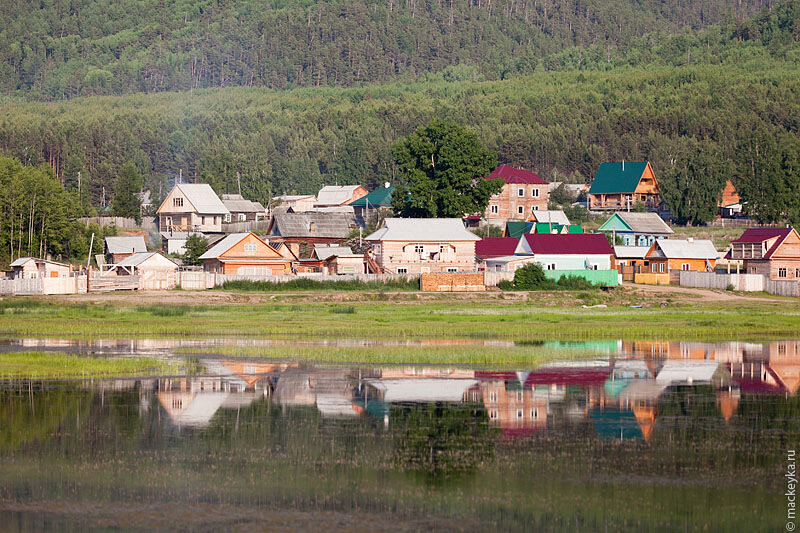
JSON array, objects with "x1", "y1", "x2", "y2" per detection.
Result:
[
  {"x1": 350, "y1": 186, "x2": 395, "y2": 207},
  {"x1": 604, "y1": 377, "x2": 631, "y2": 398},
  {"x1": 589, "y1": 162, "x2": 649, "y2": 194},
  {"x1": 589, "y1": 408, "x2": 643, "y2": 440},
  {"x1": 505, "y1": 221, "x2": 534, "y2": 238},
  {"x1": 354, "y1": 398, "x2": 390, "y2": 418},
  {"x1": 542, "y1": 340, "x2": 619, "y2": 354}
]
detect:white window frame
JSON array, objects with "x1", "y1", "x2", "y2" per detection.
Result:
[
  {"x1": 173, "y1": 197, "x2": 183, "y2": 207},
  {"x1": 778, "y1": 267, "x2": 787, "y2": 278},
  {"x1": 517, "y1": 206, "x2": 524, "y2": 215},
  {"x1": 238, "y1": 213, "x2": 246, "y2": 222},
  {"x1": 489, "y1": 391, "x2": 497, "y2": 403},
  {"x1": 531, "y1": 188, "x2": 539, "y2": 198},
  {"x1": 517, "y1": 188, "x2": 525, "y2": 197},
  {"x1": 532, "y1": 205, "x2": 539, "y2": 211},
  {"x1": 244, "y1": 243, "x2": 257, "y2": 252},
  {"x1": 490, "y1": 205, "x2": 499, "y2": 214},
  {"x1": 413, "y1": 244, "x2": 424, "y2": 254},
  {"x1": 224, "y1": 213, "x2": 231, "y2": 222}
]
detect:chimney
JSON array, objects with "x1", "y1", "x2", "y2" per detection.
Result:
[
  {"x1": 385, "y1": 182, "x2": 390, "y2": 188},
  {"x1": 622, "y1": 160, "x2": 625, "y2": 172}
]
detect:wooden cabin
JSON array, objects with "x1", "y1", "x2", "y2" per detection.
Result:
[
  {"x1": 588, "y1": 161, "x2": 661, "y2": 210},
  {"x1": 199, "y1": 232, "x2": 293, "y2": 275}
]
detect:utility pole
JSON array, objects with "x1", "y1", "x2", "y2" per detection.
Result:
[{"x1": 237, "y1": 171, "x2": 242, "y2": 196}]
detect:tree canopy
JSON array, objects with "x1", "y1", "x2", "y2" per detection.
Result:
[{"x1": 391, "y1": 120, "x2": 500, "y2": 218}]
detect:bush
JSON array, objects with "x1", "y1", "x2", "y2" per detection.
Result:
[
  {"x1": 513, "y1": 263, "x2": 550, "y2": 290},
  {"x1": 497, "y1": 280, "x2": 514, "y2": 290}
]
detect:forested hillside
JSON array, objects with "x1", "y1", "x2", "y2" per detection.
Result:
[{"x1": 0, "y1": 0, "x2": 779, "y2": 98}]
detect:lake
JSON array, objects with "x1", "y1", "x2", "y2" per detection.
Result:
[{"x1": 1, "y1": 339, "x2": 798, "y2": 531}]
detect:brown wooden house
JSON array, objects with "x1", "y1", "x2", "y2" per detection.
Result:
[
  {"x1": 727, "y1": 227, "x2": 800, "y2": 280},
  {"x1": 199, "y1": 232, "x2": 293, "y2": 275},
  {"x1": 267, "y1": 212, "x2": 355, "y2": 257},
  {"x1": 588, "y1": 161, "x2": 661, "y2": 210}
]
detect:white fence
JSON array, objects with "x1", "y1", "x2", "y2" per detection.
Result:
[
  {"x1": 0, "y1": 276, "x2": 88, "y2": 296},
  {"x1": 679, "y1": 271, "x2": 799, "y2": 297}
]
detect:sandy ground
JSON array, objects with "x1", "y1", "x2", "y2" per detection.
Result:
[{"x1": 33, "y1": 283, "x2": 791, "y2": 307}]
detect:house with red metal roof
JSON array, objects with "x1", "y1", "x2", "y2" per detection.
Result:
[
  {"x1": 727, "y1": 227, "x2": 800, "y2": 280},
  {"x1": 483, "y1": 164, "x2": 550, "y2": 224},
  {"x1": 476, "y1": 237, "x2": 519, "y2": 260}
]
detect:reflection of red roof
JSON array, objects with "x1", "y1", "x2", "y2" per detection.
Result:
[
  {"x1": 476, "y1": 237, "x2": 519, "y2": 259},
  {"x1": 501, "y1": 427, "x2": 540, "y2": 439},
  {"x1": 521, "y1": 233, "x2": 613, "y2": 255},
  {"x1": 486, "y1": 164, "x2": 548, "y2": 185},
  {"x1": 734, "y1": 378, "x2": 785, "y2": 395},
  {"x1": 525, "y1": 368, "x2": 612, "y2": 387},
  {"x1": 731, "y1": 228, "x2": 793, "y2": 259},
  {"x1": 475, "y1": 371, "x2": 519, "y2": 381}
]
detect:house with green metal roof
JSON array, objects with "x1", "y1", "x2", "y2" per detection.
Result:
[
  {"x1": 349, "y1": 183, "x2": 395, "y2": 223},
  {"x1": 588, "y1": 161, "x2": 661, "y2": 211}
]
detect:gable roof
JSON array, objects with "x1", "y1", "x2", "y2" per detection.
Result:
[
  {"x1": 221, "y1": 194, "x2": 265, "y2": 213},
  {"x1": 719, "y1": 180, "x2": 741, "y2": 207},
  {"x1": 613, "y1": 246, "x2": 651, "y2": 259},
  {"x1": 268, "y1": 212, "x2": 354, "y2": 239},
  {"x1": 504, "y1": 221, "x2": 534, "y2": 239},
  {"x1": 486, "y1": 164, "x2": 549, "y2": 185},
  {"x1": 317, "y1": 185, "x2": 364, "y2": 206},
  {"x1": 650, "y1": 239, "x2": 719, "y2": 260},
  {"x1": 9, "y1": 257, "x2": 70, "y2": 268},
  {"x1": 105, "y1": 236, "x2": 147, "y2": 254},
  {"x1": 349, "y1": 185, "x2": 395, "y2": 208},
  {"x1": 531, "y1": 210, "x2": 570, "y2": 225},
  {"x1": 9, "y1": 257, "x2": 35, "y2": 267},
  {"x1": 161, "y1": 183, "x2": 229, "y2": 214},
  {"x1": 199, "y1": 232, "x2": 281, "y2": 260},
  {"x1": 313, "y1": 245, "x2": 360, "y2": 260},
  {"x1": 476, "y1": 237, "x2": 519, "y2": 259},
  {"x1": 731, "y1": 227, "x2": 796, "y2": 259},
  {"x1": 598, "y1": 212, "x2": 673, "y2": 235},
  {"x1": 589, "y1": 162, "x2": 650, "y2": 195},
  {"x1": 365, "y1": 218, "x2": 480, "y2": 242},
  {"x1": 517, "y1": 233, "x2": 614, "y2": 256},
  {"x1": 116, "y1": 252, "x2": 177, "y2": 268}
]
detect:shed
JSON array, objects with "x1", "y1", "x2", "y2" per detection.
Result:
[{"x1": 105, "y1": 236, "x2": 147, "y2": 263}]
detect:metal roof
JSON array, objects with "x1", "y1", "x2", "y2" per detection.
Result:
[
  {"x1": 365, "y1": 218, "x2": 480, "y2": 242},
  {"x1": 613, "y1": 246, "x2": 651, "y2": 259},
  {"x1": 531, "y1": 210, "x2": 570, "y2": 225},
  {"x1": 175, "y1": 183, "x2": 229, "y2": 214},
  {"x1": 486, "y1": 164, "x2": 548, "y2": 185},
  {"x1": 105, "y1": 236, "x2": 147, "y2": 254},
  {"x1": 476, "y1": 237, "x2": 519, "y2": 259},
  {"x1": 516, "y1": 233, "x2": 614, "y2": 255},
  {"x1": 599, "y1": 212, "x2": 673, "y2": 235},
  {"x1": 199, "y1": 233, "x2": 250, "y2": 260},
  {"x1": 116, "y1": 252, "x2": 177, "y2": 268},
  {"x1": 221, "y1": 194, "x2": 265, "y2": 213},
  {"x1": 349, "y1": 185, "x2": 395, "y2": 208},
  {"x1": 316, "y1": 185, "x2": 364, "y2": 206},
  {"x1": 589, "y1": 162, "x2": 650, "y2": 195},
  {"x1": 9, "y1": 257, "x2": 35, "y2": 267},
  {"x1": 651, "y1": 239, "x2": 719, "y2": 260},
  {"x1": 313, "y1": 245, "x2": 359, "y2": 260}
]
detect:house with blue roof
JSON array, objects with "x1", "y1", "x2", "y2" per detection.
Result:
[{"x1": 588, "y1": 161, "x2": 661, "y2": 211}]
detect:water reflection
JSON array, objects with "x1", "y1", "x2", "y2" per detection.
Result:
[{"x1": 2, "y1": 341, "x2": 800, "y2": 530}]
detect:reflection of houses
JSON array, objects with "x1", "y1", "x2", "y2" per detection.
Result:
[
  {"x1": 475, "y1": 372, "x2": 548, "y2": 437},
  {"x1": 275, "y1": 369, "x2": 362, "y2": 417}
]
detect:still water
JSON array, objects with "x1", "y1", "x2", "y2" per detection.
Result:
[{"x1": 1, "y1": 339, "x2": 799, "y2": 531}]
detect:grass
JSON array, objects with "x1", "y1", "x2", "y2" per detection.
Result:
[
  {"x1": 0, "y1": 295, "x2": 798, "y2": 342},
  {"x1": 221, "y1": 277, "x2": 420, "y2": 292},
  {"x1": 0, "y1": 352, "x2": 180, "y2": 379}
]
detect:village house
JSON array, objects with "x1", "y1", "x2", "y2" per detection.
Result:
[
  {"x1": 598, "y1": 212, "x2": 673, "y2": 246},
  {"x1": 503, "y1": 221, "x2": 534, "y2": 238},
  {"x1": 348, "y1": 183, "x2": 394, "y2": 223},
  {"x1": 160, "y1": 231, "x2": 206, "y2": 256},
  {"x1": 476, "y1": 237, "x2": 519, "y2": 261},
  {"x1": 312, "y1": 245, "x2": 366, "y2": 275},
  {"x1": 612, "y1": 245, "x2": 651, "y2": 281},
  {"x1": 727, "y1": 227, "x2": 800, "y2": 280},
  {"x1": 8, "y1": 257, "x2": 72, "y2": 279},
  {"x1": 644, "y1": 238, "x2": 718, "y2": 281},
  {"x1": 199, "y1": 232, "x2": 293, "y2": 275},
  {"x1": 484, "y1": 164, "x2": 550, "y2": 224},
  {"x1": 718, "y1": 180, "x2": 742, "y2": 218},
  {"x1": 156, "y1": 183, "x2": 229, "y2": 233},
  {"x1": 104, "y1": 235, "x2": 147, "y2": 264},
  {"x1": 529, "y1": 210, "x2": 570, "y2": 225},
  {"x1": 221, "y1": 194, "x2": 266, "y2": 222},
  {"x1": 267, "y1": 212, "x2": 355, "y2": 257},
  {"x1": 514, "y1": 233, "x2": 615, "y2": 271},
  {"x1": 365, "y1": 218, "x2": 480, "y2": 274},
  {"x1": 108, "y1": 252, "x2": 179, "y2": 276},
  {"x1": 274, "y1": 194, "x2": 317, "y2": 213},
  {"x1": 588, "y1": 161, "x2": 661, "y2": 211},
  {"x1": 315, "y1": 185, "x2": 368, "y2": 208}
]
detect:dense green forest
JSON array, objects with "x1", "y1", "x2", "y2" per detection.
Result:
[{"x1": 0, "y1": 0, "x2": 780, "y2": 99}]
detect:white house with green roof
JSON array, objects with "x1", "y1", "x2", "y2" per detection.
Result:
[{"x1": 598, "y1": 212, "x2": 673, "y2": 246}]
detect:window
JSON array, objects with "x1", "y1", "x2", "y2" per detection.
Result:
[
  {"x1": 682, "y1": 263, "x2": 690, "y2": 271},
  {"x1": 225, "y1": 213, "x2": 231, "y2": 222},
  {"x1": 490, "y1": 205, "x2": 499, "y2": 214},
  {"x1": 439, "y1": 245, "x2": 448, "y2": 254},
  {"x1": 517, "y1": 206, "x2": 524, "y2": 215},
  {"x1": 238, "y1": 213, "x2": 246, "y2": 222},
  {"x1": 489, "y1": 392, "x2": 497, "y2": 403},
  {"x1": 165, "y1": 216, "x2": 173, "y2": 226},
  {"x1": 547, "y1": 263, "x2": 556, "y2": 270},
  {"x1": 796, "y1": 269, "x2": 800, "y2": 278},
  {"x1": 516, "y1": 391, "x2": 523, "y2": 402},
  {"x1": 173, "y1": 197, "x2": 183, "y2": 207},
  {"x1": 779, "y1": 268, "x2": 787, "y2": 278},
  {"x1": 531, "y1": 408, "x2": 539, "y2": 419},
  {"x1": 414, "y1": 245, "x2": 424, "y2": 254},
  {"x1": 201, "y1": 216, "x2": 206, "y2": 225},
  {"x1": 517, "y1": 188, "x2": 524, "y2": 197},
  {"x1": 244, "y1": 243, "x2": 257, "y2": 252},
  {"x1": 532, "y1": 205, "x2": 539, "y2": 211},
  {"x1": 749, "y1": 267, "x2": 757, "y2": 274},
  {"x1": 446, "y1": 267, "x2": 458, "y2": 273},
  {"x1": 309, "y1": 222, "x2": 315, "y2": 233},
  {"x1": 659, "y1": 263, "x2": 665, "y2": 273},
  {"x1": 397, "y1": 267, "x2": 408, "y2": 274},
  {"x1": 516, "y1": 409, "x2": 523, "y2": 419},
  {"x1": 489, "y1": 410, "x2": 498, "y2": 420},
  {"x1": 531, "y1": 188, "x2": 539, "y2": 198}
]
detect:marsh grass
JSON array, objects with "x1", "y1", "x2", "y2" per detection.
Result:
[
  {"x1": 221, "y1": 277, "x2": 420, "y2": 292},
  {"x1": 0, "y1": 352, "x2": 179, "y2": 379}
]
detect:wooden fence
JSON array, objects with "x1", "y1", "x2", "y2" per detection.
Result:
[
  {"x1": 220, "y1": 220, "x2": 270, "y2": 233},
  {"x1": 0, "y1": 276, "x2": 88, "y2": 296},
  {"x1": 679, "y1": 271, "x2": 799, "y2": 297},
  {"x1": 78, "y1": 216, "x2": 157, "y2": 230}
]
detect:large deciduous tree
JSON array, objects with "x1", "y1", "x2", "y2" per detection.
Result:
[{"x1": 391, "y1": 120, "x2": 501, "y2": 218}]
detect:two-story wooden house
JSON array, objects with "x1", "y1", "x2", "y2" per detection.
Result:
[
  {"x1": 365, "y1": 218, "x2": 480, "y2": 274},
  {"x1": 588, "y1": 161, "x2": 661, "y2": 210},
  {"x1": 483, "y1": 165, "x2": 550, "y2": 225},
  {"x1": 728, "y1": 227, "x2": 800, "y2": 280},
  {"x1": 199, "y1": 232, "x2": 293, "y2": 275},
  {"x1": 156, "y1": 183, "x2": 229, "y2": 233}
]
